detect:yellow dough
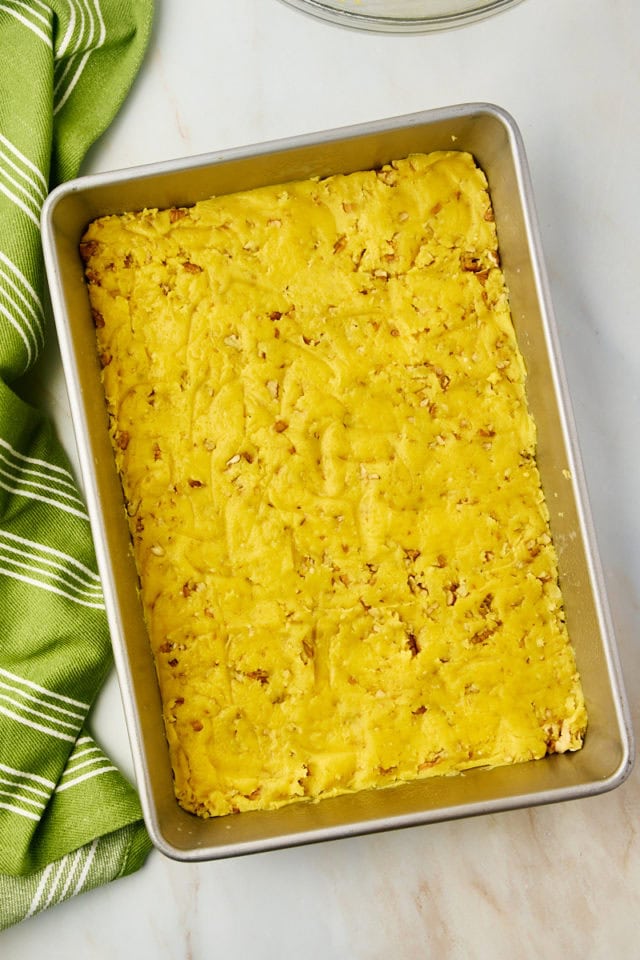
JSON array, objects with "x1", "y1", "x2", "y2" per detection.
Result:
[{"x1": 81, "y1": 151, "x2": 587, "y2": 818}]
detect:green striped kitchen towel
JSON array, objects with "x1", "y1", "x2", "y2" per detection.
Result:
[{"x1": 0, "y1": 0, "x2": 154, "y2": 930}]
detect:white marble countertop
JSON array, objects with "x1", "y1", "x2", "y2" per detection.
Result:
[{"x1": 6, "y1": 0, "x2": 640, "y2": 956}]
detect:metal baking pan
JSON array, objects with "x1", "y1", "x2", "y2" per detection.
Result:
[{"x1": 42, "y1": 103, "x2": 633, "y2": 861}]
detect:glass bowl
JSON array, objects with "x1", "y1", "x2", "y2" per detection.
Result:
[{"x1": 279, "y1": 0, "x2": 526, "y2": 33}]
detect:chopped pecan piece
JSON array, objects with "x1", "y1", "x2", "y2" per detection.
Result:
[
  {"x1": 407, "y1": 633, "x2": 420, "y2": 657},
  {"x1": 478, "y1": 593, "x2": 494, "y2": 616},
  {"x1": 79, "y1": 239, "x2": 100, "y2": 262},
  {"x1": 445, "y1": 582, "x2": 459, "y2": 606},
  {"x1": 461, "y1": 253, "x2": 483, "y2": 272},
  {"x1": 470, "y1": 621, "x2": 501, "y2": 644},
  {"x1": 246, "y1": 669, "x2": 269, "y2": 685}
]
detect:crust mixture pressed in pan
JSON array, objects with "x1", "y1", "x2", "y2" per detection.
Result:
[{"x1": 81, "y1": 151, "x2": 587, "y2": 818}]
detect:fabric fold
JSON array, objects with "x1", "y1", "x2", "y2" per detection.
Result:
[{"x1": 1, "y1": 0, "x2": 154, "y2": 930}]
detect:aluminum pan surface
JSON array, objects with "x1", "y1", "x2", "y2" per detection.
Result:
[{"x1": 42, "y1": 103, "x2": 633, "y2": 861}]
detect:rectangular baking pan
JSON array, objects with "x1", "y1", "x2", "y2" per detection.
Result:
[{"x1": 42, "y1": 103, "x2": 633, "y2": 861}]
